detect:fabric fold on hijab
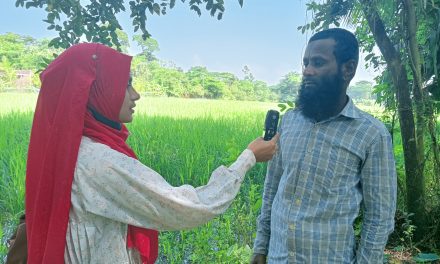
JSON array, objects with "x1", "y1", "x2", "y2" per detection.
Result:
[{"x1": 26, "y1": 43, "x2": 158, "y2": 264}]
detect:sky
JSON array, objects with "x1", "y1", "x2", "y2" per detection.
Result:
[{"x1": 0, "y1": 0, "x2": 378, "y2": 85}]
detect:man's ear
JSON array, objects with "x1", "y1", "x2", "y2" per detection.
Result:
[{"x1": 342, "y1": 60, "x2": 357, "y2": 82}]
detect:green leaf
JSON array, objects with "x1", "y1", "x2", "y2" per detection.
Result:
[
  {"x1": 170, "y1": 0, "x2": 176, "y2": 9},
  {"x1": 206, "y1": 0, "x2": 213, "y2": 10},
  {"x1": 364, "y1": 53, "x2": 374, "y2": 61},
  {"x1": 42, "y1": 57, "x2": 53, "y2": 64},
  {"x1": 190, "y1": 5, "x2": 201, "y2": 16},
  {"x1": 25, "y1": 1, "x2": 36, "y2": 8},
  {"x1": 153, "y1": 3, "x2": 160, "y2": 15},
  {"x1": 287, "y1": 101, "x2": 294, "y2": 107},
  {"x1": 217, "y1": 12, "x2": 222, "y2": 20},
  {"x1": 252, "y1": 198, "x2": 262, "y2": 212},
  {"x1": 238, "y1": 0, "x2": 243, "y2": 7},
  {"x1": 48, "y1": 37, "x2": 61, "y2": 48},
  {"x1": 210, "y1": 5, "x2": 216, "y2": 16},
  {"x1": 412, "y1": 253, "x2": 440, "y2": 262},
  {"x1": 278, "y1": 104, "x2": 286, "y2": 112},
  {"x1": 47, "y1": 12, "x2": 55, "y2": 22}
]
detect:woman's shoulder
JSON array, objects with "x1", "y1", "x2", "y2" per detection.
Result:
[
  {"x1": 78, "y1": 136, "x2": 120, "y2": 164},
  {"x1": 78, "y1": 136, "x2": 139, "y2": 168},
  {"x1": 79, "y1": 136, "x2": 112, "y2": 154}
]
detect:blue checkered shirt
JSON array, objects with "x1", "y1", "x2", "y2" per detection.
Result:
[{"x1": 253, "y1": 98, "x2": 397, "y2": 263}]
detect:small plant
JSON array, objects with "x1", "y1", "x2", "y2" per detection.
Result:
[{"x1": 277, "y1": 101, "x2": 295, "y2": 113}]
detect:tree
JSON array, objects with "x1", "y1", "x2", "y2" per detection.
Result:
[
  {"x1": 115, "y1": 29, "x2": 131, "y2": 53},
  {"x1": 0, "y1": 57, "x2": 16, "y2": 90},
  {"x1": 133, "y1": 35, "x2": 160, "y2": 62},
  {"x1": 348, "y1": 80, "x2": 373, "y2": 100},
  {"x1": 272, "y1": 72, "x2": 301, "y2": 102},
  {"x1": 253, "y1": 80, "x2": 274, "y2": 102},
  {"x1": 0, "y1": 33, "x2": 60, "y2": 88},
  {"x1": 16, "y1": 0, "x2": 244, "y2": 50},
  {"x1": 242, "y1": 65, "x2": 254, "y2": 82},
  {"x1": 204, "y1": 78, "x2": 227, "y2": 99}
]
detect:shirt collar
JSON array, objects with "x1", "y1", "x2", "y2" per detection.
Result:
[{"x1": 338, "y1": 96, "x2": 362, "y2": 119}]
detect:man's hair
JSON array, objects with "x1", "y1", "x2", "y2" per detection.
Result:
[{"x1": 309, "y1": 28, "x2": 359, "y2": 67}]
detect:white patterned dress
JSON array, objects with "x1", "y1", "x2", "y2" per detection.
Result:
[{"x1": 64, "y1": 136, "x2": 256, "y2": 264}]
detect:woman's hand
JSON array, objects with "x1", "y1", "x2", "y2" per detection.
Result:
[{"x1": 247, "y1": 133, "x2": 279, "y2": 162}]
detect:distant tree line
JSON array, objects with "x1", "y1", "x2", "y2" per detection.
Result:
[{"x1": 0, "y1": 32, "x2": 373, "y2": 102}]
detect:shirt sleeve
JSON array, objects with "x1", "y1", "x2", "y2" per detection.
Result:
[
  {"x1": 356, "y1": 134, "x2": 397, "y2": 263},
  {"x1": 253, "y1": 125, "x2": 284, "y2": 255},
  {"x1": 73, "y1": 144, "x2": 256, "y2": 231}
]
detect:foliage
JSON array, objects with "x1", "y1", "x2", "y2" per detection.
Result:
[
  {"x1": 348, "y1": 80, "x2": 373, "y2": 100},
  {"x1": 412, "y1": 253, "x2": 440, "y2": 263},
  {"x1": 0, "y1": 58, "x2": 16, "y2": 91},
  {"x1": 133, "y1": 34, "x2": 160, "y2": 62},
  {"x1": 1, "y1": 32, "x2": 279, "y2": 101},
  {"x1": 15, "y1": 0, "x2": 244, "y2": 50},
  {"x1": 0, "y1": 33, "x2": 61, "y2": 89},
  {"x1": 130, "y1": 59, "x2": 277, "y2": 100},
  {"x1": 271, "y1": 72, "x2": 301, "y2": 103}
]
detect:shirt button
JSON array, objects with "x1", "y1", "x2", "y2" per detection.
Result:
[
  {"x1": 295, "y1": 199, "x2": 301, "y2": 206},
  {"x1": 289, "y1": 224, "x2": 295, "y2": 230},
  {"x1": 289, "y1": 252, "x2": 295, "y2": 257}
]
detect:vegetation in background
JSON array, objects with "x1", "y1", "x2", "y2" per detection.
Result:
[{"x1": 0, "y1": 32, "x2": 374, "y2": 103}]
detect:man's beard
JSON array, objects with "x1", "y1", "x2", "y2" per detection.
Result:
[{"x1": 295, "y1": 72, "x2": 345, "y2": 121}]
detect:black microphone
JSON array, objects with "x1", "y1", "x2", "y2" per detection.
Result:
[{"x1": 263, "y1": 110, "x2": 280, "y2": 141}]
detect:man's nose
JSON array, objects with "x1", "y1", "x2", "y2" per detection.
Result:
[{"x1": 302, "y1": 65, "x2": 315, "y2": 76}]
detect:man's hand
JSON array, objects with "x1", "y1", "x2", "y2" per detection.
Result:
[
  {"x1": 250, "y1": 253, "x2": 267, "y2": 264},
  {"x1": 247, "y1": 133, "x2": 279, "y2": 162}
]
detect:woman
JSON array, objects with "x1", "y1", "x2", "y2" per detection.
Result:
[{"x1": 25, "y1": 43, "x2": 278, "y2": 264}]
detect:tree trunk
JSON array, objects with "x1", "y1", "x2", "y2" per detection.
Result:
[
  {"x1": 426, "y1": 101, "x2": 440, "y2": 185},
  {"x1": 403, "y1": 0, "x2": 425, "y2": 167},
  {"x1": 359, "y1": 0, "x2": 427, "y2": 241}
]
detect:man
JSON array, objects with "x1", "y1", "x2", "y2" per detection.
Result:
[{"x1": 251, "y1": 28, "x2": 397, "y2": 263}]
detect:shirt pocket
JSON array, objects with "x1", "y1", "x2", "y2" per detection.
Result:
[{"x1": 311, "y1": 143, "x2": 361, "y2": 193}]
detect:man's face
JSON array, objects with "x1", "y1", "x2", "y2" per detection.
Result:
[{"x1": 296, "y1": 38, "x2": 345, "y2": 121}]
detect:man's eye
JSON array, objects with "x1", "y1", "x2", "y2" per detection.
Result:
[{"x1": 313, "y1": 60, "x2": 324, "y2": 67}]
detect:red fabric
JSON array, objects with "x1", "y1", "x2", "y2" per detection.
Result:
[{"x1": 26, "y1": 43, "x2": 158, "y2": 264}]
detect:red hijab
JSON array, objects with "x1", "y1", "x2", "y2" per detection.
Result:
[{"x1": 26, "y1": 43, "x2": 158, "y2": 264}]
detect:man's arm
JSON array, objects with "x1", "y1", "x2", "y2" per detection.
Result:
[
  {"x1": 252, "y1": 130, "x2": 285, "y2": 258},
  {"x1": 357, "y1": 133, "x2": 397, "y2": 263}
]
